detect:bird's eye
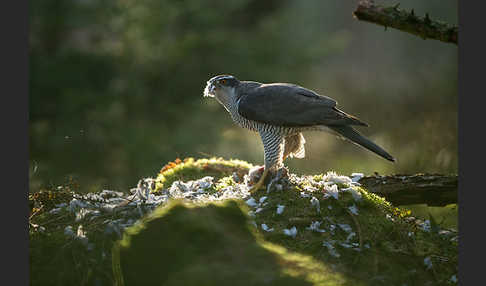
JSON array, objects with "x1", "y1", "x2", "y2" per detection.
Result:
[{"x1": 220, "y1": 79, "x2": 227, "y2": 85}]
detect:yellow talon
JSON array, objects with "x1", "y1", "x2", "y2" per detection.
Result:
[{"x1": 248, "y1": 169, "x2": 269, "y2": 193}]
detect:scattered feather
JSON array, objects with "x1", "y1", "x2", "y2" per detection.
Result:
[
  {"x1": 323, "y1": 240, "x2": 340, "y2": 258},
  {"x1": 424, "y1": 256, "x2": 433, "y2": 269},
  {"x1": 306, "y1": 221, "x2": 326, "y2": 233},
  {"x1": 339, "y1": 242, "x2": 353, "y2": 248},
  {"x1": 49, "y1": 207, "x2": 63, "y2": 214},
  {"x1": 323, "y1": 184, "x2": 339, "y2": 200},
  {"x1": 64, "y1": 226, "x2": 74, "y2": 237},
  {"x1": 342, "y1": 187, "x2": 362, "y2": 201},
  {"x1": 283, "y1": 226, "x2": 298, "y2": 238},
  {"x1": 102, "y1": 204, "x2": 118, "y2": 212},
  {"x1": 245, "y1": 197, "x2": 258, "y2": 207},
  {"x1": 75, "y1": 208, "x2": 97, "y2": 222},
  {"x1": 348, "y1": 205, "x2": 359, "y2": 215},
  {"x1": 324, "y1": 171, "x2": 353, "y2": 185},
  {"x1": 450, "y1": 274, "x2": 457, "y2": 283},
  {"x1": 77, "y1": 225, "x2": 87, "y2": 238},
  {"x1": 276, "y1": 204, "x2": 285, "y2": 215},
  {"x1": 198, "y1": 176, "x2": 213, "y2": 189},
  {"x1": 232, "y1": 172, "x2": 241, "y2": 183},
  {"x1": 261, "y1": 224, "x2": 274, "y2": 232},
  {"x1": 300, "y1": 192, "x2": 311, "y2": 198},
  {"x1": 346, "y1": 232, "x2": 356, "y2": 242},
  {"x1": 310, "y1": 196, "x2": 320, "y2": 213},
  {"x1": 304, "y1": 185, "x2": 319, "y2": 192},
  {"x1": 100, "y1": 190, "x2": 124, "y2": 199},
  {"x1": 351, "y1": 173, "x2": 364, "y2": 182},
  {"x1": 439, "y1": 230, "x2": 452, "y2": 236},
  {"x1": 68, "y1": 198, "x2": 88, "y2": 212},
  {"x1": 338, "y1": 223, "x2": 353, "y2": 233}
]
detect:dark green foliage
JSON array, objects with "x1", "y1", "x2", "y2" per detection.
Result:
[{"x1": 29, "y1": 1, "x2": 458, "y2": 193}]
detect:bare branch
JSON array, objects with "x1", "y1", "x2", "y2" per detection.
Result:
[{"x1": 353, "y1": 0, "x2": 457, "y2": 45}]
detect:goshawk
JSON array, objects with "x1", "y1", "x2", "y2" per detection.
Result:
[{"x1": 203, "y1": 75, "x2": 395, "y2": 192}]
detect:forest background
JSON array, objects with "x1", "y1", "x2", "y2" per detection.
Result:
[{"x1": 29, "y1": 0, "x2": 457, "y2": 194}]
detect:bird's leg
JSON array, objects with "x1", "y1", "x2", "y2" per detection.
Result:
[
  {"x1": 265, "y1": 166, "x2": 288, "y2": 193},
  {"x1": 276, "y1": 165, "x2": 289, "y2": 179},
  {"x1": 249, "y1": 133, "x2": 284, "y2": 193}
]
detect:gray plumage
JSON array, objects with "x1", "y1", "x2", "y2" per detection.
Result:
[
  {"x1": 203, "y1": 74, "x2": 395, "y2": 174},
  {"x1": 238, "y1": 83, "x2": 367, "y2": 127}
]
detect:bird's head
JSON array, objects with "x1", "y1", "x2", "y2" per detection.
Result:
[{"x1": 203, "y1": 75, "x2": 240, "y2": 106}]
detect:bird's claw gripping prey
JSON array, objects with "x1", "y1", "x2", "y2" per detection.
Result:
[
  {"x1": 248, "y1": 168, "x2": 269, "y2": 193},
  {"x1": 247, "y1": 166, "x2": 289, "y2": 193},
  {"x1": 203, "y1": 74, "x2": 395, "y2": 192}
]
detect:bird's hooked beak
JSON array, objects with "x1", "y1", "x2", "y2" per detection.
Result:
[{"x1": 203, "y1": 79, "x2": 219, "y2": 98}]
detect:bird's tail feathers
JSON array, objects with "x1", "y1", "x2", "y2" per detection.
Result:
[{"x1": 328, "y1": 125, "x2": 395, "y2": 162}]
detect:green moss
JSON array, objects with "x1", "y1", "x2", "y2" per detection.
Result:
[
  {"x1": 113, "y1": 200, "x2": 348, "y2": 286},
  {"x1": 30, "y1": 158, "x2": 457, "y2": 285},
  {"x1": 246, "y1": 173, "x2": 456, "y2": 285},
  {"x1": 29, "y1": 206, "x2": 119, "y2": 286},
  {"x1": 402, "y1": 204, "x2": 458, "y2": 229},
  {"x1": 155, "y1": 157, "x2": 254, "y2": 191}
]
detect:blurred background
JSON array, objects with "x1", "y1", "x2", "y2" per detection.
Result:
[{"x1": 29, "y1": 0, "x2": 457, "y2": 194}]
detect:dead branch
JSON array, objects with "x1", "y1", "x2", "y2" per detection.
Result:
[{"x1": 353, "y1": 0, "x2": 457, "y2": 45}]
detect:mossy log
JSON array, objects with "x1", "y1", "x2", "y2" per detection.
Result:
[
  {"x1": 360, "y1": 174, "x2": 458, "y2": 206},
  {"x1": 353, "y1": 0, "x2": 458, "y2": 45},
  {"x1": 29, "y1": 158, "x2": 458, "y2": 285}
]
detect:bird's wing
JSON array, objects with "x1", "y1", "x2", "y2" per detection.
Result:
[{"x1": 237, "y1": 83, "x2": 368, "y2": 127}]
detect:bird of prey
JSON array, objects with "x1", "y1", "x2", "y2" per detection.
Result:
[{"x1": 203, "y1": 74, "x2": 395, "y2": 193}]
